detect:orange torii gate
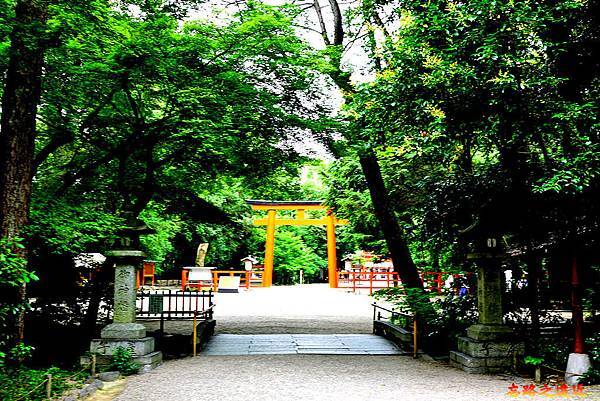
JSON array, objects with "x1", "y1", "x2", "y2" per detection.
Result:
[{"x1": 247, "y1": 200, "x2": 348, "y2": 288}]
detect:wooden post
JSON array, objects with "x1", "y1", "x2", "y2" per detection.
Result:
[
  {"x1": 369, "y1": 271, "x2": 374, "y2": 295},
  {"x1": 181, "y1": 269, "x2": 187, "y2": 291},
  {"x1": 535, "y1": 366, "x2": 542, "y2": 383},
  {"x1": 46, "y1": 374, "x2": 52, "y2": 399},
  {"x1": 91, "y1": 354, "x2": 97, "y2": 376},
  {"x1": 326, "y1": 213, "x2": 338, "y2": 288},
  {"x1": 413, "y1": 319, "x2": 418, "y2": 359},
  {"x1": 192, "y1": 311, "x2": 198, "y2": 357},
  {"x1": 571, "y1": 255, "x2": 585, "y2": 354},
  {"x1": 263, "y1": 209, "x2": 276, "y2": 287},
  {"x1": 212, "y1": 271, "x2": 219, "y2": 292}
]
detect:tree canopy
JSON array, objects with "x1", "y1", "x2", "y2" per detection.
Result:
[{"x1": 0, "y1": 0, "x2": 598, "y2": 383}]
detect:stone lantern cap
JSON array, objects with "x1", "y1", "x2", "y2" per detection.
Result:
[
  {"x1": 110, "y1": 216, "x2": 156, "y2": 250},
  {"x1": 105, "y1": 249, "x2": 146, "y2": 258},
  {"x1": 459, "y1": 217, "x2": 510, "y2": 260}
]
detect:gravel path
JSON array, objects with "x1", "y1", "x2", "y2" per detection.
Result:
[
  {"x1": 125, "y1": 285, "x2": 598, "y2": 401},
  {"x1": 142, "y1": 284, "x2": 374, "y2": 335},
  {"x1": 115, "y1": 354, "x2": 535, "y2": 401}
]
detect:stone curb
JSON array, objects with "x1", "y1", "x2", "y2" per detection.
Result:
[{"x1": 60, "y1": 376, "x2": 119, "y2": 401}]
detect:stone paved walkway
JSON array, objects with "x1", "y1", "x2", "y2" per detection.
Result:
[{"x1": 201, "y1": 334, "x2": 406, "y2": 355}]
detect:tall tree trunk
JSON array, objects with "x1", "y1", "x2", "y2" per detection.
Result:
[
  {"x1": 0, "y1": 0, "x2": 48, "y2": 344},
  {"x1": 311, "y1": 0, "x2": 423, "y2": 289},
  {"x1": 359, "y1": 151, "x2": 424, "y2": 289}
]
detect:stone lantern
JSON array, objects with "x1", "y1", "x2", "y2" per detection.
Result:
[
  {"x1": 449, "y1": 230, "x2": 524, "y2": 373},
  {"x1": 84, "y1": 219, "x2": 162, "y2": 372},
  {"x1": 342, "y1": 255, "x2": 353, "y2": 271},
  {"x1": 241, "y1": 255, "x2": 258, "y2": 271}
]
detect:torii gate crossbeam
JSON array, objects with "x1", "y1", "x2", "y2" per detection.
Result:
[{"x1": 247, "y1": 200, "x2": 348, "y2": 288}]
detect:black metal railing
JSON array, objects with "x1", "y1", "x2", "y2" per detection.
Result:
[
  {"x1": 372, "y1": 302, "x2": 413, "y2": 325},
  {"x1": 136, "y1": 289, "x2": 214, "y2": 323},
  {"x1": 372, "y1": 302, "x2": 418, "y2": 358}
]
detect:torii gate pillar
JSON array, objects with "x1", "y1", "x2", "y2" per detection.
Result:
[
  {"x1": 248, "y1": 200, "x2": 347, "y2": 288},
  {"x1": 326, "y1": 212, "x2": 338, "y2": 288},
  {"x1": 263, "y1": 209, "x2": 277, "y2": 287}
]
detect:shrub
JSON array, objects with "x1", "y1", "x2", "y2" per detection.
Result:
[
  {"x1": 582, "y1": 333, "x2": 600, "y2": 385},
  {"x1": 0, "y1": 237, "x2": 37, "y2": 367},
  {"x1": 373, "y1": 286, "x2": 478, "y2": 354},
  {"x1": 0, "y1": 366, "x2": 86, "y2": 401},
  {"x1": 109, "y1": 347, "x2": 139, "y2": 376}
]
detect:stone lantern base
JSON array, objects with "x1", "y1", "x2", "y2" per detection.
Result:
[
  {"x1": 82, "y1": 323, "x2": 163, "y2": 373},
  {"x1": 450, "y1": 324, "x2": 524, "y2": 374}
]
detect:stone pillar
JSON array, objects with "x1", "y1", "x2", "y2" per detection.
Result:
[
  {"x1": 100, "y1": 250, "x2": 147, "y2": 339},
  {"x1": 83, "y1": 228, "x2": 162, "y2": 373},
  {"x1": 466, "y1": 260, "x2": 513, "y2": 341},
  {"x1": 450, "y1": 257, "x2": 524, "y2": 374}
]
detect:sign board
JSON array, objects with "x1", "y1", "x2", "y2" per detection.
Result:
[
  {"x1": 218, "y1": 276, "x2": 241, "y2": 293},
  {"x1": 149, "y1": 294, "x2": 164, "y2": 314}
]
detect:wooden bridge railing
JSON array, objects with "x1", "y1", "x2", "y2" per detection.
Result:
[
  {"x1": 338, "y1": 271, "x2": 399, "y2": 294},
  {"x1": 181, "y1": 269, "x2": 264, "y2": 291}
]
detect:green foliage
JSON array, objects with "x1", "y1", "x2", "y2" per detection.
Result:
[
  {"x1": 323, "y1": 155, "x2": 388, "y2": 255},
  {"x1": 0, "y1": 238, "x2": 36, "y2": 287},
  {"x1": 373, "y1": 287, "x2": 477, "y2": 352},
  {"x1": 0, "y1": 366, "x2": 86, "y2": 401},
  {"x1": 273, "y1": 229, "x2": 326, "y2": 285},
  {"x1": 374, "y1": 287, "x2": 436, "y2": 321},
  {"x1": 139, "y1": 204, "x2": 181, "y2": 272},
  {"x1": 0, "y1": 0, "x2": 597, "y2": 374},
  {"x1": 524, "y1": 356, "x2": 544, "y2": 366},
  {"x1": 24, "y1": 0, "x2": 336, "y2": 278},
  {"x1": 7, "y1": 343, "x2": 34, "y2": 366},
  {"x1": 28, "y1": 198, "x2": 124, "y2": 255},
  {"x1": 325, "y1": 0, "x2": 600, "y2": 272},
  {"x1": 581, "y1": 333, "x2": 600, "y2": 385},
  {"x1": 109, "y1": 346, "x2": 139, "y2": 376},
  {"x1": 535, "y1": 335, "x2": 572, "y2": 374},
  {"x1": 0, "y1": 238, "x2": 37, "y2": 367}
]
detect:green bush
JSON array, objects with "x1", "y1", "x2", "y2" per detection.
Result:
[
  {"x1": 109, "y1": 347, "x2": 139, "y2": 376},
  {"x1": 0, "y1": 237, "x2": 37, "y2": 367},
  {"x1": 373, "y1": 286, "x2": 478, "y2": 354},
  {"x1": 0, "y1": 367, "x2": 86, "y2": 401},
  {"x1": 582, "y1": 333, "x2": 600, "y2": 385}
]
